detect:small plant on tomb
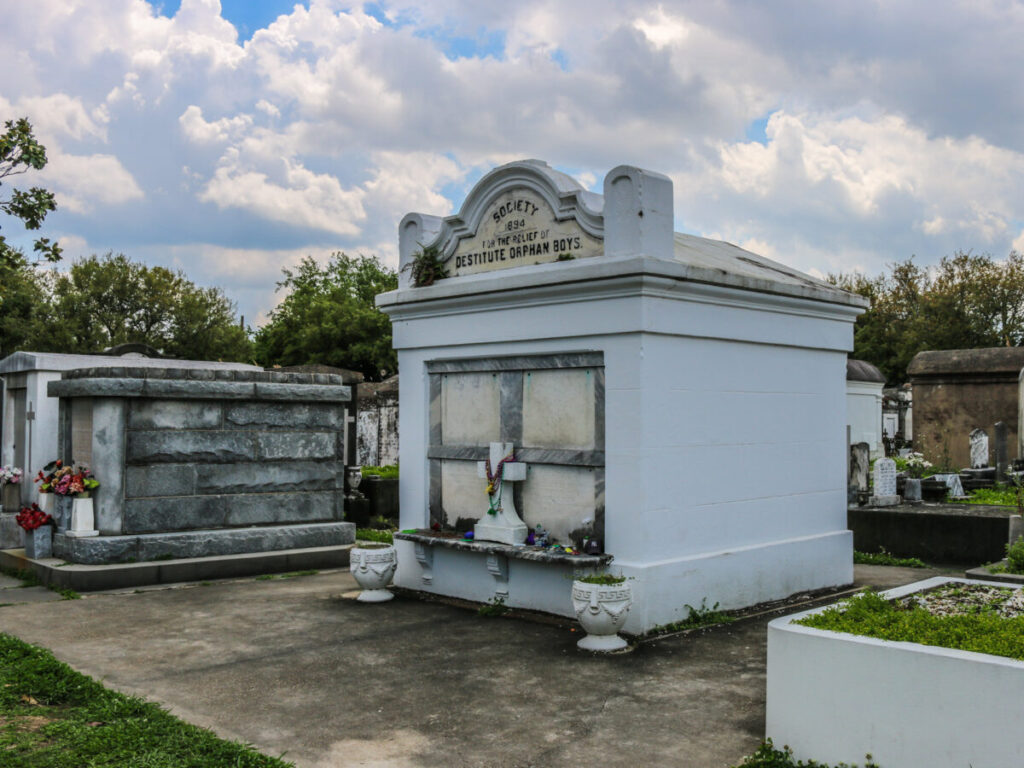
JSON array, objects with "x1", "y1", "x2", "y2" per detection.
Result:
[
  {"x1": 477, "y1": 596, "x2": 509, "y2": 617},
  {"x1": 1006, "y1": 537, "x2": 1024, "y2": 575},
  {"x1": 576, "y1": 572, "x2": 626, "y2": 585},
  {"x1": 404, "y1": 244, "x2": 449, "y2": 287}
]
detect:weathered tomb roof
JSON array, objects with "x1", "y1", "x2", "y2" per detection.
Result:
[
  {"x1": 667, "y1": 232, "x2": 863, "y2": 307},
  {"x1": 846, "y1": 359, "x2": 886, "y2": 383},
  {"x1": 0, "y1": 350, "x2": 261, "y2": 376},
  {"x1": 908, "y1": 348, "x2": 1024, "y2": 379}
]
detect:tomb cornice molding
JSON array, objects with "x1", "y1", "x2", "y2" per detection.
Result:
[{"x1": 379, "y1": 256, "x2": 866, "y2": 325}]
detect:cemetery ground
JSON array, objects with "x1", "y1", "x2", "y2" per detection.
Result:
[{"x1": 0, "y1": 562, "x2": 958, "y2": 768}]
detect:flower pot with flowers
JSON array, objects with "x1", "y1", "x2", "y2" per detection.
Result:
[
  {"x1": 0, "y1": 465, "x2": 23, "y2": 512},
  {"x1": 16, "y1": 503, "x2": 55, "y2": 559},
  {"x1": 52, "y1": 464, "x2": 100, "y2": 538},
  {"x1": 34, "y1": 460, "x2": 62, "y2": 523}
]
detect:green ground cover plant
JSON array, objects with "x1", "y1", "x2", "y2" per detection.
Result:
[
  {"x1": 361, "y1": 464, "x2": 399, "y2": 479},
  {"x1": 795, "y1": 589, "x2": 1024, "y2": 661},
  {"x1": 646, "y1": 598, "x2": 735, "y2": 636},
  {"x1": 852, "y1": 549, "x2": 927, "y2": 568},
  {"x1": 732, "y1": 739, "x2": 878, "y2": 767},
  {"x1": 954, "y1": 486, "x2": 1018, "y2": 506},
  {"x1": 1004, "y1": 537, "x2": 1024, "y2": 574},
  {"x1": 575, "y1": 573, "x2": 626, "y2": 585},
  {"x1": 0, "y1": 633, "x2": 292, "y2": 767},
  {"x1": 356, "y1": 528, "x2": 393, "y2": 544}
]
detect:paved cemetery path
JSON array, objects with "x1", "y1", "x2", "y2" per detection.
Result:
[{"x1": 0, "y1": 564, "x2": 955, "y2": 768}]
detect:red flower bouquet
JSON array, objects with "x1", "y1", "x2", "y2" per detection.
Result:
[{"x1": 16, "y1": 503, "x2": 54, "y2": 531}]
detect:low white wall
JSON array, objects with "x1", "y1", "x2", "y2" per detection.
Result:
[{"x1": 767, "y1": 577, "x2": 1024, "y2": 768}]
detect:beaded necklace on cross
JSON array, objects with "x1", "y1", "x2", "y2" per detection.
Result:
[{"x1": 483, "y1": 449, "x2": 515, "y2": 515}]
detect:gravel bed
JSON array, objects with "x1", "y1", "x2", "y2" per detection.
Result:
[{"x1": 899, "y1": 583, "x2": 1024, "y2": 619}]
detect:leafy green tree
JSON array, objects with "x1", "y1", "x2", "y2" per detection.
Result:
[
  {"x1": 0, "y1": 256, "x2": 52, "y2": 353},
  {"x1": 254, "y1": 253, "x2": 397, "y2": 380},
  {"x1": 830, "y1": 251, "x2": 1024, "y2": 383},
  {"x1": 1, "y1": 118, "x2": 61, "y2": 272},
  {"x1": 28, "y1": 253, "x2": 252, "y2": 361}
]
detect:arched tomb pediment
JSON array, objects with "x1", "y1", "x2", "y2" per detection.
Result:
[{"x1": 399, "y1": 159, "x2": 606, "y2": 283}]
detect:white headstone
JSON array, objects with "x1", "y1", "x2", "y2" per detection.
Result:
[
  {"x1": 931, "y1": 473, "x2": 966, "y2": 499},
  {"x1": 870, "y1": 458, "x2": 899, "y2": 506},
  {"x1": 970, "y1": 428, "x2": 989, "y2": 469},
  {"x1": 474, "y1": 442, "x2": 528, "y2": 545}
]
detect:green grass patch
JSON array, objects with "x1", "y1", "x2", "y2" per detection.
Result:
[
  {"x1": 361, "y1": 464, "x2": 398, "y2": 479},
  {"x1": 477, "y1": 597, "x2": 508, "y2": 617},
  {"x1": 953, "y1": 486, "x2": 1020, "y2": 506},
  {"x1": 795, "y1": 589, "x2": 1024, "y2": 661},
  {"x1": 255, "y1": 570, "x2": 319, "y2": 582},
  {"x1": 355, "y1": 528, "x2": 393, "y2": 544},
  {"x1": 647, "y1": 598, "x2": 735, "y2": 636},
  {"x1": 853, "y1": 549, "x2": 927, "y2": 568},
  {"x1": 0, "y1": 633, "x2": 293, "y2": 766},
  {"x1": 732, "y1": 739, "x2": 878, "y2": 767},
  {"x1": 1, "y1": 567, "x2": 41, "y2": 588}
]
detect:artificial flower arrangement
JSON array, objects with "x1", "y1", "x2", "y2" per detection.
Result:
[
  {"x1": 15, "y1": 502, "x2": 54, "y2": 531},
  {"x1": 35, "y1": 460, "x2": 61, "y2": 493},
  {"x1": 0, "y1": 465, "x2": 23, "y2": 487},
  {"x1": 35, "y1": 460, "x2": 99, "y2": 497}
]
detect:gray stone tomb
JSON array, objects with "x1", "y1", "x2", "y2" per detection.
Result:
[
  {"x1": 45, "y1": 366, "x2": 355, "y2": 564},
  {"x1": 994, "y1": 421, "x2": 1009, "y2": 483},
  {"x1": 850, "y1": 443, "x2": 870, "y2": 491}
]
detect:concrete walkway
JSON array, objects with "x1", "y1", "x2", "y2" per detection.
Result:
[{"x1": 0, "y1": 564, "x2": 955, "y2": 768}]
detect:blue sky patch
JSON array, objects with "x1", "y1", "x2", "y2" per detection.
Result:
[
  {"x1": 155, "y1": 0, "x2": 309, "y2": 41},
  {"x1": 745, "y1": 113, "x2": 773, "y2": 145},
  {"x1": 415, "y1": 26, "x2": 506, "y2": 61}
]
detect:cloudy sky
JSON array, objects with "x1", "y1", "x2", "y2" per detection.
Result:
[{"x1": 2, "y1": 0, "x2": 1023, "y2": 324}]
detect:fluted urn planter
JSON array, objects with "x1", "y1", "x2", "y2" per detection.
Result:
[
  {"x1": 350, "y1": 543, "x2": 398, "y2": 602},
  {"x1": 572, "y1": 577, "x2": 633, "y2": 652}
]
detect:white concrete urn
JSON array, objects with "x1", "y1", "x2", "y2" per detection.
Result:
[
  {"x1": 572, "y1": 577, "x2": 633, "y2": 652},
  {"x1": 351, "y1": 543, "x2": 398, "y2": 602},
  {"x1": 66, "y1": 496, "x2": 99, "y2": 538}
]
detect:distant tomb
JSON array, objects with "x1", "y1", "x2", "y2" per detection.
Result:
[
  {"x1": 43, "y1": 366, "x2": 354, "y2": 564},
  {"x1": 382, "y1": 160, "x2": 867, "y2": 634}
]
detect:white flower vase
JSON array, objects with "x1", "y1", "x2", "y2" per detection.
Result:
[
  {"x1": 37, "y1": 492, "x2": 55, "y2": 517},
  {"x1": 65, "y1": 496, "x2": 99, "y2": 538},
  {"x1": 350, "y1": 544, "x2": 397, "y2": 602},
  {"x1": 572, "y1": 579, "x2": 633, "y2": 652}
]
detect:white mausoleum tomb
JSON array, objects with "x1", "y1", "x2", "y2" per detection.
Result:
[
  {"x1": 846, "y1": 359, "x2": 886, "y2": 457},
  {"x1": 378, "y1": 160, "x2": 867, "y2": 634}
]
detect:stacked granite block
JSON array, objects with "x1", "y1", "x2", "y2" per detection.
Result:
[{"x1": 48, "y1": 367, "x2": 355, "y2": 564}]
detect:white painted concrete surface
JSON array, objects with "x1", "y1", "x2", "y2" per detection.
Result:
[
  {"x1": 382, "y1": 160, "x2": 865, "y2": 634},
  {"x1": 767, "y1": 577, "x2": 1024, "y2": 768}
]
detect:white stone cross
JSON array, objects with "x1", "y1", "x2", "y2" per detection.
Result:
[{"x1": 474, "y1": 441, "x2": 528, "y2": 545}]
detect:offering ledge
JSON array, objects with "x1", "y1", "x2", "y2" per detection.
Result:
[{"x1": 394, "y1": 531, "x2": 613, "y2": 567}]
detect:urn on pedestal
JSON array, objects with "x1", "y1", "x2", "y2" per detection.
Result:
[
  {"x1": 572, "y1": 574, "x2": 633, "y2": 652},
  {"x1": 350, "y1": 543, "x2": 398, "y2": 602}
]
